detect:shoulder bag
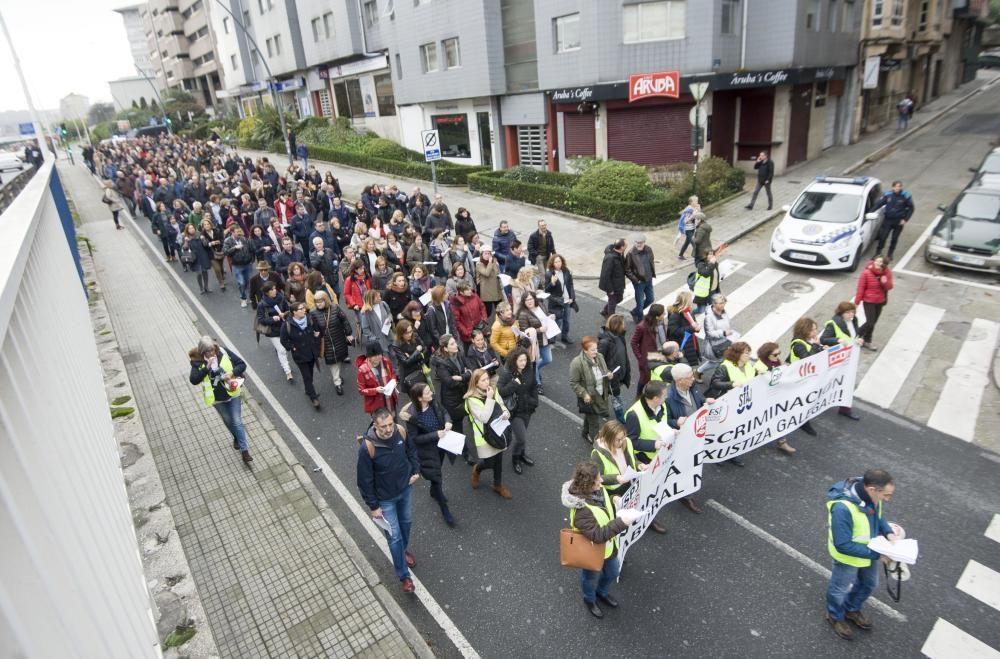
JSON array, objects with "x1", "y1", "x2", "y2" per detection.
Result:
[{"x1": 559, "y1": 528, "x2": 605, "y2": 571}]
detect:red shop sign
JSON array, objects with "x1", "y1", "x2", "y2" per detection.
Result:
[{"x1": 628, "y1": 71, "x2": 680, "y2": 102}]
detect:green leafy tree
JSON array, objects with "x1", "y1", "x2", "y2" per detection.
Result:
[{"x1": 87, "y1": 102, "x2": 115, "y2": 125}]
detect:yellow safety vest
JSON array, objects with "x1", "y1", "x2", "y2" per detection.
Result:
[
  {"x1": 788, "y1": 338, "x2": 811, "y2": 363},
  {"x1": 721, "y1": 359, "x2": 756, "y2": 386},
  {"x1": 626, "y1": 400, "x2": 664, "y2": 462},
  {"x1": 693, "y1": 272, "x2": 712, "y2": 298},
  {"x1": 201, "y1": 352, "x2": 242, "y2": 406},
  {"x1": 650, "y1": 363, "x2": 673, "y2": 382},
  {"x1": 569, "y1": 487, "x2": 618, "y2": 559},
  {"x1": 825, "y1": 319, "x2": 852, "y2": 341},
  {"x1": 465, "y1": 392, "x2": 507, "y2": 448},
  {"x1": 826, "y1": 499, "x2": 881, "y2": 567},
  {"x1": 591, "y1": 440, "x2": 637, "y2": 492}
]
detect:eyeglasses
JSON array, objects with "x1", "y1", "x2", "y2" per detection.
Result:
[{"x1": 769, "y1": 353, "x2": 780, "y2": 358}]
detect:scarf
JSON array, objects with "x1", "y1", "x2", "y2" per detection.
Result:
[{"x1": 292, "y1": 315, "x2": 308, "y2": 330}]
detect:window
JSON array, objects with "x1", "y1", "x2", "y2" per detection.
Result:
[
  {"x1": 841, "y1": 0, "x2": 854, "y2": 31},
  {"x1": 554, "y1": 13, "x2": 581, "y2": 52},
  {"x1": 166, "y1": 70, "x2": 174, "y2": 79},
  {"x1": 789, "y1": 191, "x2": 862, "y2": 223},
  {"x1": 622, "y1": 1, "x2": 685, "y2": 43},
  {"x1": 323, "y1": 12, "x2": 333, "y2": 38},
  {"x1": 364, "y1": 0, "x2": 378, "y2": 26},
  {"x1": 918, "y1": 0, "x2": 928, "y2": 30},
  {"x1": 420, "y1": 42, "x2": 438, "y2": 72},
  {"x1": 828, "y1": 0, "x2": 838, "y2": 30},
  {"x1": 242, "y1": 10, "x2": 251, "y2": 26},
  {"x1": 333, "y1": 79, "x2": 364, "y2": 118},
  {"x1": 395, "y1": 52, "x2": 402, "y2": 79},
  {"x1": 317, "y1": 89, "x2": 332, "y2": 116},
  {"x1": 872, "y1": 0, "x2": 883, "y2": 27},
  {"x1": 891, "y1": 0, "x2": 903, "y2": 26},
  {"x1": 311, "y1": 17, "x2": 321, "y2": 41},
  {"x1": 190, "y1": 0, "x2": 203, "y2": 12},
  {"x1": 431, "y1": 114, "x2": 471, "y2": 158},
  {"x1": 265, "y1": 37, "x2": 273, "y2": 57},
  {"x1": 721, "y1": 0, "x2": 739, "y2": 34},
  {"x1": 806, "y1": 0, "x2": 820, "y2": 30},
  {"x1": 222, "y1": 17, "x2": 229, "y2": 34},
  {"x1": 251, "y1": 49, "x2": 259, "y2": 65},
  {"x1": 443, "y1": 37, "x2": 461, "y2": 68},
  {"x1": 273, "y1": 34, "x2": 282, "y2": 55},
  {"x1": 231, "y1": 54, "x2": 238, "y2": 70},
  {"x1": 374, "y1": 73, "x2": 396, "y2": 116}
]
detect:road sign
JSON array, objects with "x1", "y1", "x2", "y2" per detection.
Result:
[
  {"x1": 689, "y1": 105, "x2": 708, "y2": 128},
  {"x1": 421, "y1": 129, "x2": 441, "y2": 162},
  {"x1": 689, "y1": 82, "x2": 709, "y2": 103},
  {"x1": 18, "y1": 122, "x2": 35, "y2": 136}
]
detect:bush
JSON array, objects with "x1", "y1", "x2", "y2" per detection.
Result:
[
  {"x1": 357, "y1": 137, "x2": 413, "y2": 160},
  {"x1": 237, "y1": 116, "x2": 258, "y2": 147},
  {"x1": 567, "y1": 156, "x2": 600, "y2": 176},
  {"x1": 503, "y1": 165, "x2": 544, "y2": 184},
  {"x1": 306, "y1": 145, "x2": 489, "y2": 184},
  {"x1": 296, "y1": 116, "x2": 330, "y2": 131},
  {"x1": 574, "y1": 160, "x2": 653, "y2": 202},
  {"x1": 91, "y1": 121, "x2": 113, "y2": 142}
]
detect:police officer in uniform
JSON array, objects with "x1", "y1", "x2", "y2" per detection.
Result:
[{"x1": 872, "y1": 180, "x2": 914, "y2": 260}]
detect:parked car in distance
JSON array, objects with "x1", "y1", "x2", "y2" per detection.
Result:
[
  {"x1": 925, "y1": 182, "x2": 1000, "y2": 273},
  {"x1": 0, "y1": 151, "x2": 25, "y2": 173},
  {"x1": 769, "y1": 176, "x2": 884, "y2": 272},
  {"x1": 967, "y1": 146, "x2": 1000, "y2": 186},
  {"x1": 978, "y1": 50, "x2": 1000, "y2": 69}
]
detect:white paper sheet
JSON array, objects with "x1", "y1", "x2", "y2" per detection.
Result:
[
  {"x1": 489, "y1": 416, "x2": 510, "y2": 437},
  {"x1": 618, "y1": 508, "x2": 642, "y2": 524},
  {"x1": 718, "y1": 259, "x2": 738, "y2": 280},
  {"x1": 544, "y1": 317, "x2": 562, "y2": 340},
  {"x1": 372, "y1": 516, "x2": 392, "y2": 535},
  {"x1": 419, "y1": 291, "x2": 432, "y2": 306},
  {"x1": 499, "y1": 273, "x2": 512, "y2": 287},
  {"x1": 437, "y1": 431, "x2": 466, "y2": 455},
  {"x1": 620, "y1": 466, "x2": 640, "y2": 482},
  {"x1": 535, "y1": 291, "x2": 551, "y2": 300},
  {"x1": 381, "y1": 318, "x2": 392, "y2": 336},
  {"x1": 382, "y1": 378, "x2": 397, "y2": 397},
  {"x1": 868, "y1": 536, "x2": 919, "y2": 564}
]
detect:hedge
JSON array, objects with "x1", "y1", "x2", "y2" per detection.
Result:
[{"x1": 469, "y1": 170, "x2": 684, "y2": 226}]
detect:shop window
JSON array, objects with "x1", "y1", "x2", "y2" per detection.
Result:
[
  {"x1": 374, "y1": 73, "x2": 396, "y2": 116},
  {"x1": 443, "y1": 37, "x2": 461, "y2": 69},
  {"x1": 420, "y1": 42, "x2": 438, "y2": 72},
  {"x1": 333, "y1": 79, "x2": 364, "y2": 118},
  {"x1": 554, "y1": 13, "x2": 580, "y2": 52},
  {"x1": 431, "y1": 114, "x2": 471, "y2": 158},
  {"x1": 623, "y1": 1, "x2": 685, "y2": 43}
]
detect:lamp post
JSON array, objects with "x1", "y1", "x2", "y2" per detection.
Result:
[
  {"x1": 134, "y1": 65, "x2": 171, "y2": 134},
  {"x1": 211, "y1": 0, "x2": 292, "y2": 164}
]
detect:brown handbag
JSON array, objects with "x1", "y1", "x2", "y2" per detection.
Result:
[{"x1": 559, "y1": 528, "x2": 605, "y2": 571}]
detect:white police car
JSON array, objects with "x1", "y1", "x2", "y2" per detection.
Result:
[{"x1": 769, "y1": 176, "x2": 885, "y2": 272}]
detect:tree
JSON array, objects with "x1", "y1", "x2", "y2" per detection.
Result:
[
  {"x1": 87, "y1": 102, "x2": 115, "y2": 125},
  {"x1": 131, "y1": 100, "x2": 139, "y2": 109},
  {"x1": 139, "y1": 96, "x2": 148, "y2": 109}
]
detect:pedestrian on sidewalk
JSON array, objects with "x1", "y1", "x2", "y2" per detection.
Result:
[
  {"x1": 625, "y1": 235, "x2": 656, "y2": 323},
  {"x1": 599, "y1": 239, "x2": 627, "y2": 319},
  {"x1": 872, "y1": 181, "x2": 914, "y2": 259},
  {"x1": 896, "y1": 95, "x2": 914, "y2": 131},
  {"x1": 691, "y1": 213, "x2": 713, "y2": 268},
  {"x1": 853, "y1": 255, "x2": 893, "y2": 351},
  {"x1": 824, "y1": 469, "x2": 899, "y2": 640},
  {"x1": 677, "y1": 196, "x2": 699, "y2": 258},
  {"x1": 281, "y1": 301, "x2": 322, "y2": 410},
  {"x1": 400, "y1": 383, "x2": 457, "y2": 527},
  {"x1": 745, "y1": 151, "x2": 774, "y2": 211},
  {"x1": 101, "y1": 180, "x2": 124, "y2": 230},
  {"x1": 189, "y1": 337, "x2": 253, "y2": 463},
  {"x1": 356, "y1": 407, "x2": 421, "y2": 593}
]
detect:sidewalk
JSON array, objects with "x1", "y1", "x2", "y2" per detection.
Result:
[
  {"x1": 239, "y1": 71, "x2": 998, "y2": 295},
  {"x1": 60, "y1": 163, "x2": 430, "y2": 659}
]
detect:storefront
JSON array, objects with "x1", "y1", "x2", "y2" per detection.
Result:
[
  {"x1": 324, "y1": 55, "x2": 398, "y2": 143},
  {"x1": 398, "y1": 97, "x2": 498, "y2": 168}
]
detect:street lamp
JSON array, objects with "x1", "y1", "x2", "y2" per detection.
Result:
[
  {"x1": 211, "y1": 0, "x2": 292, "y2": 164},
  {"x1": 134, "y1": 65, "x2": 172, "y2": 134}
]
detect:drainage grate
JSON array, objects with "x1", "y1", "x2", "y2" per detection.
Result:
[
  {"x1": 782, "y1": 281, "x2": 814, "y2": 294},
  {"x1": 121, "y1": 351, "x2": 142, "y2": 365}
]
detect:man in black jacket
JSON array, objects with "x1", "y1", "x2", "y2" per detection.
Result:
[
  {"x1": 527, "y1": 220, "x2": 556, "y2": 272},
  {"x1": 599, "y1": 239, "x2": 627, "y2": 318},
  {"x1": 745, "y1": 151, "x2": 774, "y2": 211}
]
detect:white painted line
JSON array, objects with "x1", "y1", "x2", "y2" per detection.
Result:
[
  {"x1": 621, "y1": 271, "x2": 676, "y2": 305},
  {"x1": 895, "y1": 215, "x2": 937, "y2": 272},
  {"x1": 895, "y1": 266, "x2": 1000, "y2": 293},
  {"x1": 705, "y1": 499, "x2": 907, "y2": 622},
  {"x1": 921, "y1": 618, "x2": 1000, "y2": 659},
  {"x1": 957, "y1": 560, "x2": 1000, "y2": 612},
  {"x1": 739, "y1": 277, "x2": 836, "y2": 351},
  {"x1": 986, "y1": 514, "x2": 1000, "y2": 545},
  {"x1": 723, "y1": 267, "x2": 787, "y2": 319},
  {"x1": 539, "y1": 395, "x2": 583, "y2": 423},
  {"x1": 855, "y1": 302, "x2": 944, "y2": 408},
  {"x1": 109, "y1": 178, "x2": 480, "y2": 659},
  {"x1": 927, "y1": 318, "x2": 1000, "y2": 441}
]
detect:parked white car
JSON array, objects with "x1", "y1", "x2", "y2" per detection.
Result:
[
  {"x1": 0, "y1": 151, "x2": 25, "y2": 173},
  {"x1": 769, "y1": 176, "x2": 885, "y2": 272}
]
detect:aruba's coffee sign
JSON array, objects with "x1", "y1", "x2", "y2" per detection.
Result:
[{"x1": 628, "y1": 71, "x2": 680, "y2": 102}]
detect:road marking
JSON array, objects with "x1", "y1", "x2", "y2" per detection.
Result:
[
  {"x1": 894, "y1": 216, "x2": 937, "y2": 271},
  {"x1": 986, "y1": 514, "x2": 1000, "y2": 544},
  {"x1": 957, "y1": 560, "x2": 1000, "y2": 612},
  {"x1": 540, "y1": 394, "x2": 583, "y2": 423},
  {"x1": 854, "y1": 302, "x2": 944, "y2": 408},
  {"x1": 723, "y1": 267, "x2": 787, "y2": 319},
  {"x1": 621, "y1": 271, "x2": 676, "y2": 305},
  {"x1": 110, "y1": 179, "x2": 481, "y2": 659},
  {"x1": 738, "y1": 277, "x2": 836, "y2": 350},
  {"x1": 921, "y1": 618, "x2": 1000, "y2": 659},
  {"x1": 646, "y1": 260, "x2": 747, "y2": 313},
  {"x1": 927, "y1": 318, "x2": 1000, "y2": 441},
  {"x1": 705, "y1": 499, "x2": 907, "y2": 622}
]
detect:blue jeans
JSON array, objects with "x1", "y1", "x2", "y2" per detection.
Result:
[
  {"x1": 233, "y1": 263, "x2": 255, "y2": 301},
  {"x1": 557, "y1": 310, "x2": 572, "y2": 342},
  {"x1": 610, "y1": 393, "x2": 625, "y2": 423},
  {"x1": 379, "y1": 486, "x2": 413, "y2": 580},
  {"x1": 581, "y1": 555, "x2": 621, "y2": 603},
  {"x1": 535, "y1": 345, "x2": 552, "y2": 385},
  {"x1": 632, "y1": 280, "x2": 654, "y2": 319},
  {"x1": 826, "y1": 560, "x2": 879, "y2": 620},
  {"x1": 214, "y1": 396, "x2": 248, "y2": 451}
]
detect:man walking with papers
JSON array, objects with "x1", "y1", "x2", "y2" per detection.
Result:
[{"x1": 825, "y1": 469, "x2": 900, "y2": 640}]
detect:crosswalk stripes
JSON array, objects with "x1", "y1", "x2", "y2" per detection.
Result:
[
  {"x1": 986, "y1": 515, "x2": 1000, "y2": 544},
  {"x1": 854, "y1": 302, "x2": 945, "y2": 408},
  {"x1": 643, "y1": 261, "x2": 747, "y2": 315},
  {"x1": 723, "y1": 267, "x2": 787, "y2": 319},
  {"x1": 926, "y1": 318, "x2": 1000, "y2": 442},
  {"x1": 739, "y1": 277, "x2": 835, "y2": 351},
  {"x1": 957, "y1": 560, "x2": 1000, "y2": 611}
]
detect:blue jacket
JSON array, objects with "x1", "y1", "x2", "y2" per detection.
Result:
[
  {"x1": 356, "y1": 425, "x2": 419, "y2": 510},
  {"x1": 827, "y1": 478, "x2": 893, "y2": 561},
  {"x1": 665, "y1": 384, "x2": 705, "y2": 429},
  {"x1": 275, "y1": 247, "x2": 305, "y2": 275},
  {"x1": 875, "y1": 190, "x2": 914, "y2": 222},
  {"x1": 492, "y1": 228, "x2": 517, "y2": 259}
]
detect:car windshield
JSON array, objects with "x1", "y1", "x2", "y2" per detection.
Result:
[
  {"x1": 789, "y1": 191, "x2": 860, "y2": 223},
  {"x1": 954, "y1": 193, "x2": 1000, "y2": 222},
  {"x1": 982, "y1": 152, "x2": 1000, "y2": 174}
]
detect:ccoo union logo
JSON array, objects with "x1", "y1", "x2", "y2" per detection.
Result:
[{"x1": 828, "y1": 345, "x2": 852, "y2": 367}]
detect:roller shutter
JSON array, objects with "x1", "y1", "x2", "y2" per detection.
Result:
[
  {"x1": 563, "y1": 112, "x2": 596, "y2": 158},
  {"x1": 606, "y1": 104, "x2": 693, "y2": 166}
]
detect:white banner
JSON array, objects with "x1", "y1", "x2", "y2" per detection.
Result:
[
  {"x1": 863, "y1": 56, "x2": 881, "y2": 89},
  {"x1": 616, "y1": 345, "x2": 860, "y2": 561}
]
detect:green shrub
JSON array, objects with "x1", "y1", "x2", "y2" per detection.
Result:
[
  {"x1": 574, "y1": 160, "x2": 653, "y2": 202},
  {"x1": 251, "y1": 106, "x2": 282, "y2": 147},
  {"x1": 567, "y1": 156, "x2": 600, "y2": 176},
  {"x1": 296, "y1": 116, "x2": 330, "y2": 131},
  {"x1": 503, "y1": 165, "x2": 543, "y2": 184},
  {"x1": 305, "y1": 145, "x2": 488, "y2": 184},
  {"x1": 91, "y1": 122, "x2": 113, "y2": 141},
  {"x1": 357, "y1": 137, "x2": 413, "y2": 160}
]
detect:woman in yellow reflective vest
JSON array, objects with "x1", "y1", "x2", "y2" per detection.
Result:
[
  {"x1": 819, "y1": 302, "x2": 864, "y2": 421},
  {"x1": 188, "y1": 336, "x2": 253, "y2": 463},
  {"x1": 591, "y1": 420, "x2": 649, "y2": 495},
  {"x1": 705, "y1": 341, "x2": 756, "y2": 399},
  {"x1": 756, "y1": 342, "x2": 798, "y2": 454},
  {"x1": 560, "y1": 460, "x2": 639, "y2": 619}
]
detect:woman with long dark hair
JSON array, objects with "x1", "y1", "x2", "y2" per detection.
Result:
[{"x1": 399, "y1": 382, "x2": 456, "y2": 526}]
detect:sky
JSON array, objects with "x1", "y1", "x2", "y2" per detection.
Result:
[{"x1": 0, "y1": 0, "x2": 136, "y2": 112}]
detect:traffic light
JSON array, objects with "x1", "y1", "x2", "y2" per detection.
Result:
[{"x1": 60, "y1": 123, "x2": 68, "y2": 138}]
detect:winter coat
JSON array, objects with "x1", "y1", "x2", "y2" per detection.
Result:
[
  {"x1": 560, "y1": 482, "x2": 628, "y2": 559},
  {"x1": 274, "y1": 247, "x2": 305, "y2": 276},
  {"x1": 304, "y1": 282, "x2": 338, "y2": 312},
  {"x1": 309, "y1": 304, "x2": 353, "y2": 364},
  {"x1": 186, "y1": 233, "x2": 213, "y2": 271},
  {"x1": 406, "y1": 243, "x2": 430, "y2": 269},
  {"x1": 248, "y1": 271, "x2": 284, "y2": 309},
  {"x1": 223, "y1": 234, "x2": 256, "y2": 266},
  {"x1": 354, "y1": 354, "x2": 399, "y2": 413},
  {"x1": 443, "y1": 250, "x2": 474, "y2": 280},
  {"x1": 425, "y1": 302, "x2": 459, "y2": 349},
  {"x1": 188, "y1": 346, "x2": 247, "y2": 404},
  {"x1": 630, "y1": 320, "x2": 662, "y2": 384},
  {"x1": 754, "y1": 158, "x2": 774, "y2": 183},
  {"x1": 788, "y1": 339, "x2": 824, "y2": 363},
  {"x1": 383, "y1": 286, "x2": 413, "y2": 321},
  {"x1": 255, "y1": 293, "x2": 289, "y2": 338},
  {"x1": 527, "y1": 230, "x2": 556, "y2": 265},
  {"x1": 356, "y1": 424, "x2": 419, "y2": 511},
  {"x1": 694, "y1": 259, "x2": 721, "y2": 305},
  {"x1": 693, "y1": 221, "x2": 713, "y2": 260},
  {"x1": 360, "y1": 302, "x2": 393, "y2": 353},
  {"x1": 309, "y1": 248, "x2": 339, "y2": 285},
  {"x1": 625, "y1": 246, "x2": 656, "y2": 284},
  {"x1": 454, "y1": 216, "x2": 478, "y2": 241},
  {"x1": 251, "y1": 233, "x2": 277, "y2": 263},
  {"x1": 491, "y1": 228, "x2": 517, "y2": 260},
  {"x1": 389, "y1": 338, "x2": 429, "y2": 392},
  {"x1": 431, "y1": 352, "x2": 470, "y2": 416},
  {"x1": 464, "y1": 343, "x2": 499, "y2": 372},
  {"x1": 854, "y1": 262, "x2": 893, "y2": 305},
  {"x1": 665, "y1": 383, "x2": 706, "y2": 429},
  {"x1": 475, "y1": 258, "x2": 503, "y2": 303},
  {"x1": 827, "y1": 478, "x2": 894, "y2": 563},
  {"x1": 598, "y1": 328, "x2": 631, "y2": 395},
  {"x1": 399, "y1": 401, "x2": 450, "y2": 483},
  {"x1": 102, "y1": 187, "x2": 124, "y2": 212},
  {"x1": 289, "y1": 213, "x2": 313, "y2": 240},
  {"x1": 497, "y1": 364, "x2": 539, "y2": 419},
  {"x1": 820, "y1": 314, "x2": 860, "y2": 347},
  {"x1": 280, "y1": 317, "x2": 320, "y2": 364},
  {"x1": 544, "y1": 268, "x2": 576, "y2": 321},
  {"x1": 569, "y1": 351, "x2": 610, "y2": 415},
  {"x1": 490, "y1": 317, "x2": 519, "y2": 359},
  {"x1": 516, "y1": 307, "x2": 546, "y2": 346},
  {"x1": 344, "y1": 274, "x2": 373, "y2": 310},
  {"x1": 445, "y1": 271, "x2": 476, "y2": 297},
  {"x1": 599, "y1": 246, "x2": 626, "y2": 294},
  {"x1": 450, "y1": 293, "x2": 488, "y2": 344},
  {"x1": 667, "y1": 310, "x2": 699, "y2": 366}
]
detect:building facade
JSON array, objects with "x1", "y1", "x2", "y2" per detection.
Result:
[
  {"x1": 114, "y1": 4, "x2": 157, "y2": 78},
  {"x1": 143, "y1": 0, "x2": 224, "y2": 108},
  {"x1": 59, "y1": 93, "x2": 90, "y2": 122}
]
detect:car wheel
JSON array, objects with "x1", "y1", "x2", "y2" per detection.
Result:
[{"x1": 847, "y1": 246, "x2": 863, "y2": 273}]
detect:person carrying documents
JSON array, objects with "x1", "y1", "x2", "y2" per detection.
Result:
[{"x1": 825, "y1": 469, "x2": 900, "y2": 640}]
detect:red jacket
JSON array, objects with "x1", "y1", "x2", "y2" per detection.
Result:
[
  {"x1": 854, "y1": 262, "x2": 893, "y2": 305},
  {"x1": 450, "y1": 293, "x2": 487, "y2": 344},
  {"x1": 343, "y1": 274, "x2": 372, "y2": 310},
  {"x1": 274, "y1": 197, "x2": 295, "y2": 223},
  {"x1": 355, "y1": 354, "x2": 398, "y2": 413}
]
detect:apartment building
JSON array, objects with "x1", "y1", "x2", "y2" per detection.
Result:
[
  {"x1": 143, "y1": 0, "x2": 223, "y2": 108},
  {"x1": 114, "y1": 4, "x2": 157, "y2": 78}
]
